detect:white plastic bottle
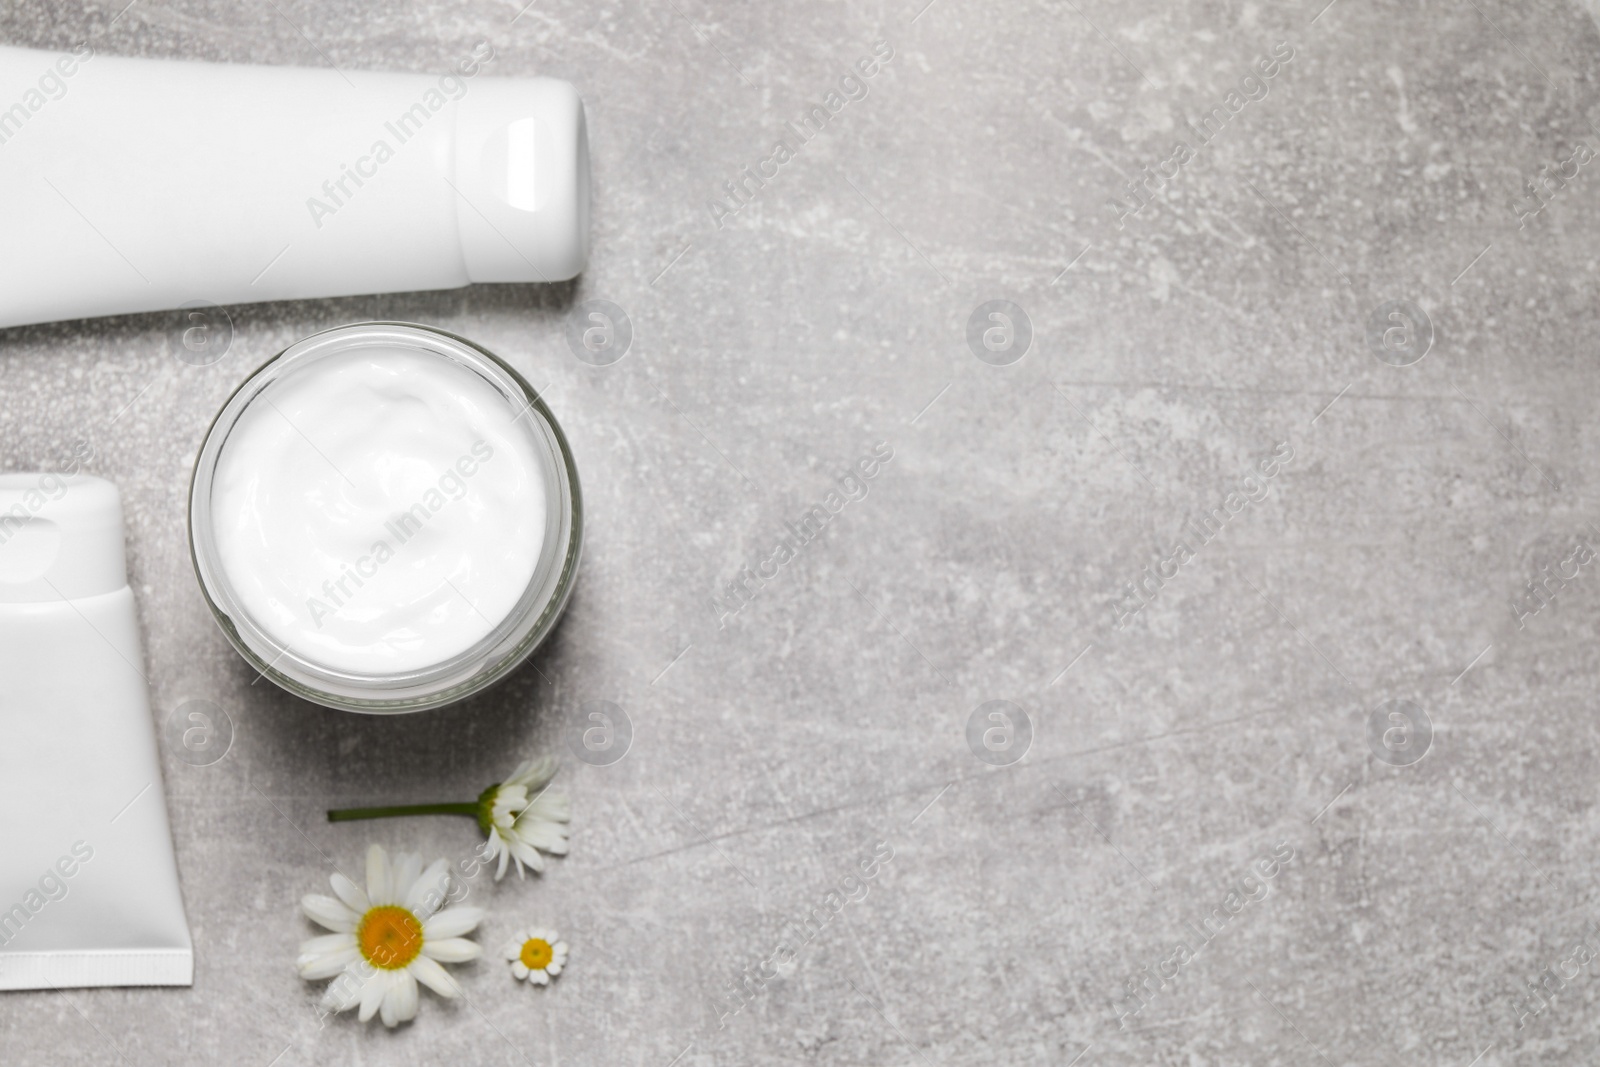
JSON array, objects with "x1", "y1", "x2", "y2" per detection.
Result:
[
  {"x1": 0, "y1": 42, "x2": 589, "y2": 329},
  {"x1": 0, "y1": 474, "x2": 193, "y2": 989}
]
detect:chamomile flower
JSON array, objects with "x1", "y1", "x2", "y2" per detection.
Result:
[
  {"x1": 503, "y1": 927, "x2": 567, "y2": 985},
  {"x1": 477, "y1": 756, "x2": 571, "y2": 881},
  {"x1": 297, "y1": 844, "x2": 484, "y2": 1028},
  {"x1": 326, "y1": 754, "x2": 571, "y2": 882}
]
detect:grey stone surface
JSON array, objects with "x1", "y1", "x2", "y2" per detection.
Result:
[{"x1": 5, "y1": 0, "x2": 1600, "y2": 1063}]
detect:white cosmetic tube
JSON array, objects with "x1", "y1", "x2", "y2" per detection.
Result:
[
  {"x1": 0, "y1": 42, "x2": 589, "y2": 329},
  {"x1": 0, "y1": 474, "x2": 193, "y2": 990}
]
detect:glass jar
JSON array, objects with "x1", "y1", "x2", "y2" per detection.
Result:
[{"x1": 188, "y1": 322, "x2": 581, "y2": 713}]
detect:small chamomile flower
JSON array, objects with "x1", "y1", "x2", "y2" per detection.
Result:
[{"x1": 503, "y1": 927, "x2": 567, "y2": 985}]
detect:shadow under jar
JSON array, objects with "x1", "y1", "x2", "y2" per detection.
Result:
[{"x1": 189, "y1": 322, "x2": 581, "y2": 713}]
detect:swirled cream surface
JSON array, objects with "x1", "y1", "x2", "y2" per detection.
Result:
[{"x1": 209, "y1": 347, "x2": 545, "y2": 675}]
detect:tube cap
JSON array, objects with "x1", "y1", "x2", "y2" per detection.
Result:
[
  {"x1": 453, "y1": 77, "x2": 591, "y2": 284},
  {"x1": 0, "y1": 474, "x2": 128, "y2": 603}
]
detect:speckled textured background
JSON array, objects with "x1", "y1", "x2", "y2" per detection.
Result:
[{"x1": 4, "y1": 0, "x2": 1600, "y2": 1063}]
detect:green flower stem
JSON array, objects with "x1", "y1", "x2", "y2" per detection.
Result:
[{"x1": 326, "y1": 802, "x2": 479, "y2": 823}]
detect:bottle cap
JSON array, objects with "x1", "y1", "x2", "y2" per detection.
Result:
[
  {"x1": 453, "y1": 77, "x2": 591, "y2": 284},
  {"x1": 0, "y1": 474, "x2": 128, "y2": 603}
]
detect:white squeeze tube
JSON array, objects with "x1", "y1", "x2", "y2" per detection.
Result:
[
  {"x1": 0, "y1": 41, "x2": 589, "y2": 329},
  {"x1": 0, "y1": 474, "x2": 193, "y2": 990}
]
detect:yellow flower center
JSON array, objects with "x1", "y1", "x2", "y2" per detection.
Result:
[
  {"x1": 358, "y1": 905, "x2": 423, "y2": 970},
  {"x1": 520, "y1": 938, "x2": 554, "y2": 970}
]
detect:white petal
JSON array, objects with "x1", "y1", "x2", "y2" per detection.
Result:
[
  {"x1": 503, "y1": 757, "x2": 546, "y2": 789},
  {"x1": 531, "y1": 970, "x2": 550, "y2": 985},
  {"x1": 494, "y1": 841, "x2": 511, "y2": 881},
  {"x1": 526, "y1": 756, "x2": 561, "y2": 788},
  {"x1": 299, "y1": 932, "x2": 357, "y2": 957},
  {"x1": 508, "y1": 820, "x2": 569, "y2": 854},
  {"x1": 329, "y1": 871, "x2": 370, "y2": 915},
  {"x1": 320, "y1": 962, "x2": 372, "y2": 1012},
  {"x1": 421, "y1": 937, "x2": 482, "y2": 963},
  {"x1": 297, "y1": 941, "x2": 359, "y2": 980},
  {"x1": 302, "y1": 894, "x2": 359, "y2": 933},
  {"x1": 391, "y1": 853, "x2": 423, "y2": 905},
  {"x1": 503, "y1": 942, "x2": 524, "y2": 961},
  {"x1": 393, "y1": 969, "x2": 419, "y2": 1023},
  {"x1": 510, "y1": 840, "x2": 546, "y2": 874},
  {"x1": 493, "y1": 783, "x2": 528, "y2": 811},
  {"x1": 377, "y1": 969, "x2": 417, "y2": 1028},
  {"x1": 358, "y1": 970, "x2": 389, "y2": 1022},
  {"x1": 379, "y1": 978, "x2": 402, "y2": 1028},
  {"x1": 524, "y1": 793, "x2": 571, "y2": 823},
  {"x1": 545, "y1": 961, "x2": 562, "y2": 976},
  {"x1": 424, "y1": 906, "x2": 484, "y2": 940},
  {"x1": 516, "y1": 807, "x2": 568, "y2": 835},
  {"x1": 405, "y1": 859, "x2": 452, "y2": 918},
  {"x1": 299, "y1": 951, "x2": 359, "y2": 981},
  {"x1": 319, "y1": 988, "x2": 358, "y2": 1015},
  {"x1": 410, "y1": 954, "x2": 462, "y2": 998},
  {"x1": 512, "y1": 961, "x2": 529, "y2": 979},
  {"x1": 366, "y1": 844, "x2": 390, "y2": 906},
  {"x1": 527, "y1": 835, "x2": 571, "y2": 857}
]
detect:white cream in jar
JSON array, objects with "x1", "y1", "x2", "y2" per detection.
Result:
[{"x1": 208, "y1": 345, "x2": 547, "y2": 676}]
